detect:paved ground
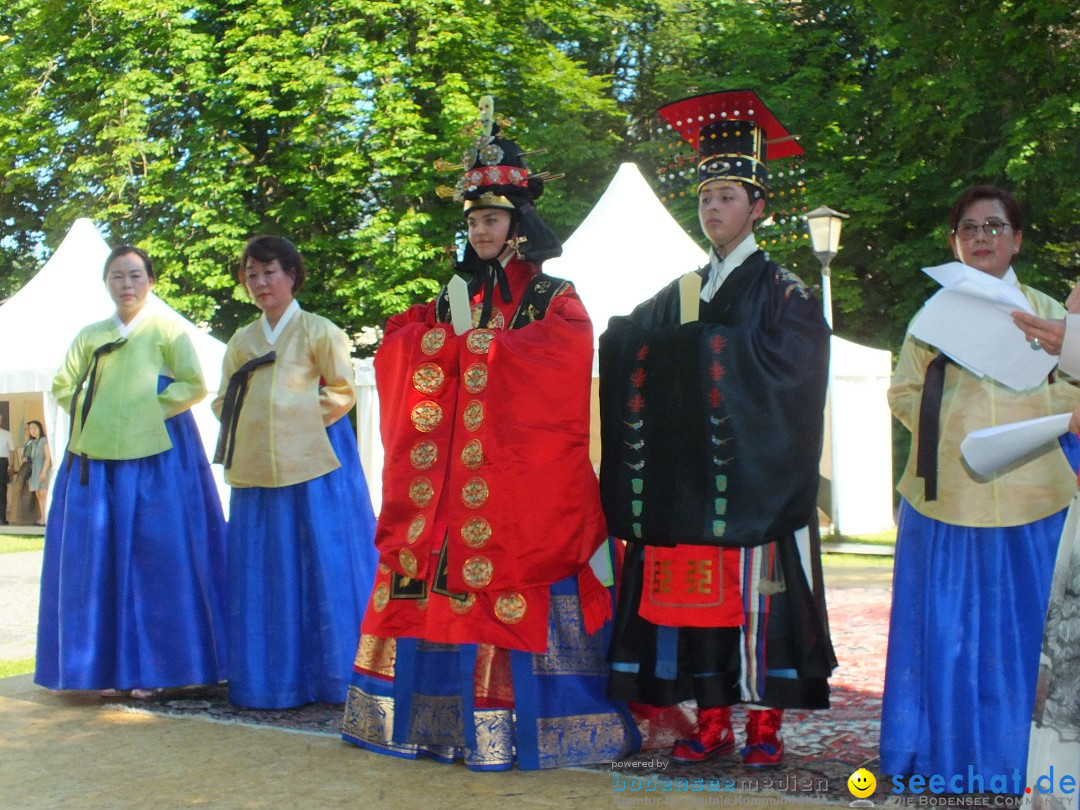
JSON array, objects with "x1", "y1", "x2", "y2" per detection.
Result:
[
  {"x1": 0, "y1": 550, "x2": 40, "y2": 661},
  {"x1": 0, "y1": 548, "x2": 892, "y2": 809}
]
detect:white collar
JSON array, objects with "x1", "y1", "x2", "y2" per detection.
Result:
[
  {"x1": 112, "y1": 302, "x2": 152, "y2": 337},
  {"x1": 701, "y1": 234, "x2": 759, "y2": 301},
  {"x1": 1002, "y1": 266, "x2": 1019, "y2": 287},
  {"x1": 261, "y1": 299, "x2": 300, "y2": 345}
]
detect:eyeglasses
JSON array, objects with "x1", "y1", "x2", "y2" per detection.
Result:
[{"x1": 953, "y1": 220, "x2": 1013, "y2": 240}]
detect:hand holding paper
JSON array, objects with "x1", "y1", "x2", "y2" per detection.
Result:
[{"x1": 909, "y1": 262, "x2": 1056, "y2": 391}]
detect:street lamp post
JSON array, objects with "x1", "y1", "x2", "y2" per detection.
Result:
[
  {"x1": 804, "y1": 205, "x2": 849, "y2": 537},
  {"x1": 804, "y1": 205, "x2": 849, "y2": 329}
]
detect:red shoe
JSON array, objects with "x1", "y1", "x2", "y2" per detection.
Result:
[
  {"x1": 742, "y1": 708, "x2": 783, "y2": 767},
  {"x1": 670, "y1": 706, "x2": 736, "y2": 763}
]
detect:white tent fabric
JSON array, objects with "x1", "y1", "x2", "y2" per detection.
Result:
[
  {"x1": 545, "y1": 162, "x2": 708, "y2": 357},
  {"x1": 546, "y1": 163, "x2": 895, "y2": 536},
  {"x1": 0, "y1": 218, "x2": 229, "y2": 511}
]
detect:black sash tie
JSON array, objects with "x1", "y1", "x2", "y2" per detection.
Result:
[
  {"x1": 474, "y1": 261, "x2": 512, "y2": 328},
  {"x1": 66, "y1": 337, "x2": 128, "y2": 485},
  {"x1": 915, "y1": 353, "x2": 951, "y2": 501},
  {"x1": 213, "y1": 351, "x2": 276, "y2": 469}
]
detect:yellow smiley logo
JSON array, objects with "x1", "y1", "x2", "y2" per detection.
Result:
[{"x1": 848, "y1": 768, "x2": 877, "y2": 798}]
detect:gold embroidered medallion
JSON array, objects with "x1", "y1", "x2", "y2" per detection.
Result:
[
  {"x1": 450, "y1": 592, "x2": 476, "y2": 615},
  {"x1": 466, "y1": 329, "x2": 495, "y2": 355},
  {"x1": 461, "y1": 476, "x2": 490, "y2": 509},
  {"x1": 461, "y1": 516, "x2": 492, "y2": 549},
  {"x1": 464, "y1": 363, "x2": 489, "y2": 393},
  {"x1": 494, "y1": 592, "x2": 527, "y2": 624},
  {"x1": 372, "y1": 583, "x2": 390, "y2": 612},
  {"x1": 412, "y1": 362, "x2": 445, "y2": 394},
  {"x1": 460, "y1": 439, "x2": 484, "y2": 469},
  {"x1": 462, "y1": 400, "x2": 484, "y2": 432},
  {"x1": 399, "y1": 549, "x2": 418, "y2": 578},
  {"x1": 409, "y1": 477, "x2": 434, "y2": 508},
  {"x1": 407, "y1": 514, "x2": 426, "y2": 545},
  {"x1": 421, "y1": 327, "x2": 447, "y2": 356},
  {"x1": 410, "y1": 401, "x2": 443, "y2": 433},
  {"x1": 462, "y1": 555, "x2": 494, "y2": 589},
  {"x1": 410, "y1": 440, "x2": 438, "y2": 470}
]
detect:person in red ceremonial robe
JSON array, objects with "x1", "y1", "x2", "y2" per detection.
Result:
[
  {"x1": 598, "y1": 91, "x2": 835, "y2": 767},
  {"x1": 341, "y1": 96, "x2": 639, "y2": 770}
]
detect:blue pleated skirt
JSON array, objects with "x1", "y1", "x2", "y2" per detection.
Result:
[
  {"x1": 342, "y1": 542, "x2": 641, "y2": 770},
  {"x1": 226, "y1": 416, "x2": 377, "y2": 709},
  {"x1": 35, "y1": 398, "x2": 228, "y2": 691},
  {"x1": 881, "y1": 492, "x2": 1071, "y2": 791}
]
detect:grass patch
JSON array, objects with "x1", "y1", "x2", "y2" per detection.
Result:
[
  {"x1": 0, "y1": 657, "x2": 34, "y2": 678},
  {"x1": 822, "y1": 553, "x2": 894, "y2": 568},
  {"x1": 825, "y1": 528, "x2": 897, "y2": 546},
  {"x1": 0, "y1": 535, "x2": 44, "y2": 554}
]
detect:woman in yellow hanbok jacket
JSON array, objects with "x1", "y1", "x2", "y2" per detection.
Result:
[
  {"x1": 213, "y1": 235, "x2": 377, "y2": 709},
  {"x1": 35, "y1": 245, "x2": 227, "y2": 695}
]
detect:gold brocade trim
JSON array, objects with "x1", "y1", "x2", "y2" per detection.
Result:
[
  {"x1": 407, "y1": 515, "x2": 426, "y2": 545},
  {"x1": 378, "y1": 563, "x2": 391, "y2": 575},
  {"x1": 410, "y1": 440, "x2": 438, "y2": 470},
  {"x1": 461, "y1": 477, "x2": 490, "y2": 509},
  {"x1": 412, "y1": 362, "x2": 445, "y2": 394},
  {"x1": 409, "y1": 477, "x2": 434, "y2": 508},
  {"x1": 534, "y1": 595, "x2": 607, "y2": 676},
  {"x1": 462, "y1": 400, "x2": 484, "y2": 432},
  {"x1": 460, "y1": 439, "x2": 484, "y2": 470},
  {"x1": 462, "y1": 555, "x2": 494, "y2": 588},
  {"x1": 407, "y1": 694, "x2": 465, "y2": 747},
  {"x1": 463, "y1": 363, "x2": 489, "y2": 394},
  {"x1": 449, "y1": 592, "x2": 476, "y2": 614},
  {"x1": 372, "y1": 583, "x2": 390, "y2": 612},
  {"x1": 470, "y1": 709, "x2": 515, "y2": 768},
  {"x1": 354, "y1": 634, "x2": 397, "y2": 676},
  {"x1": 460, "y1": 517, "x2": 492, "y2": 549},
  {"x1": 494, "y1": 592, "x2": 527, "y2": 625},
  {"x1": 411, "y1": 401, "x2": 443, "y2": 433},
  {"x1": 399, "y1": 549, "x2": 418, "y2": 578},
  {"x1": 535, "y1": 712, "x2": 631, "y2": 769},
  {"x1": 421, "y1": 327, "x2": 447, "y2": 356},
  {"x1": 466, "y1": 329, "x2": 495, "y2": 354},
  {"x1": 342, "y1": 686, "x2": 400, "y2": 750},
  {"x1": 474, "y1": 644, "x2": 515, "y2": 706},
  {"x1": 416, "y1": 597, "x2": 428, "y2": 611}
]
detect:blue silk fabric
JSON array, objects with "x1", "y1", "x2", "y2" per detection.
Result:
[
  {"x1": 341, "y1": 550, "x2": 641, "y2": 771},
  {"x1": 881, "y1": 433, "x2": 1080, "y2": 791},
  {"x1": 35, "y1": 377, "x2": 227, "y2": 690},
  {"x1": 226, "y1": 415, "x2": 377, "y2": 709}
]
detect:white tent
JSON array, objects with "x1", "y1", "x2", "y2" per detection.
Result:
[
  {"x1": 546, "y1": 162, "x2": 708, "y2": 358},
  {"x1": 0, "y1": 218, "x2": 229, "y2": 517},
  {"x1": 547, "y1": 162, "x2": 895, "y2": 536}
]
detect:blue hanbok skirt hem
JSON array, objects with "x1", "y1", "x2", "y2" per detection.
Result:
[{"x1": 226, "y1": 416, "x2": 377, "y2": 709}]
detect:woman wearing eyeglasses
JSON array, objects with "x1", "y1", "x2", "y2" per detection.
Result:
[{"x1": 881, "y1": 185, "x2": 1080, "y2": 790}]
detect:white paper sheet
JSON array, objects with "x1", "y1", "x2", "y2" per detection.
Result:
[
  {"x1": 961, "y1": 412, "x2": 1072, "y2": 476},
  {"x1": 909, "y1": 262, "x2": 1055, "y2": 391}
]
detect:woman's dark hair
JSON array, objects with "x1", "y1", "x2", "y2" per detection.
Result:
[
  {"x1": 27, "y1": 420, "x2": 45, "y2": 438},
  {"x1": 950, "y1": 185, "x2": 1023, "y2": 233},
  {"x1": 238, "y1": 235, "x2": 306, "y2": 292},
  {"x1": 103, "y1": 245, "x2": 155, "y2": 281}
]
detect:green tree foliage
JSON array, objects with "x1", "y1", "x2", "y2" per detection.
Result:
[
  {"x1": 0, "y1": 0, "x2": 1076, "y2": 359},
  {"x1": 0, "y1": 0, "x2": 623, "y2": 342}
]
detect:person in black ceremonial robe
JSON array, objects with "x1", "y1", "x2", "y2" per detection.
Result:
[{"x1": 599, "y1": 90, "x2": 835, "y2": 767}]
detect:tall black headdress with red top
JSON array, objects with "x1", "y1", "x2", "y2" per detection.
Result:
[
  {"x1": 655, "y1": 90, "x2": 808, "y2": 242},
  {"x1": 437, "y1": 96, "x2": 563, "y2": 274}
]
